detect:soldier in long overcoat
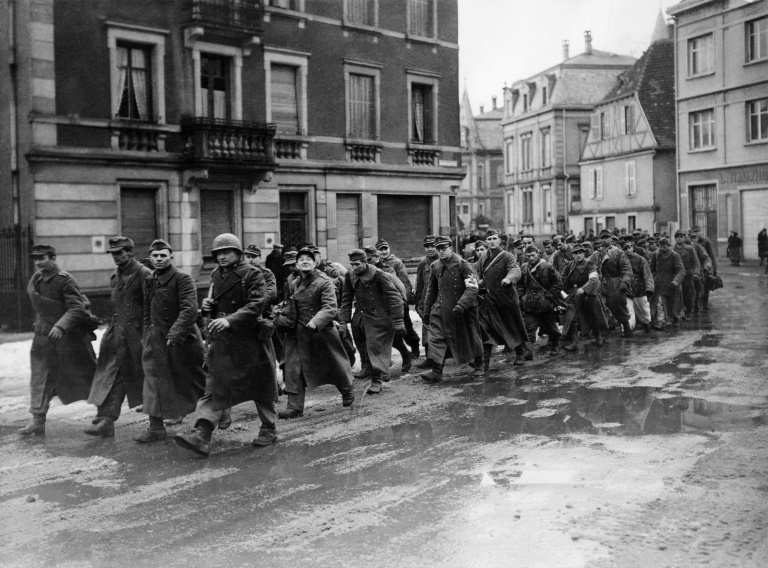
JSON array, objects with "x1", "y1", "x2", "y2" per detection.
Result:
[
  {"x1": 340, "y1": 249, "x2": 404, "y2": 394},
  {"x1": 19, "y1": 244, "x2": 97, "y2": 436},
  {"x1": 421, "y1": 236, "x2": 484, "y2": 383},
  {"x1": 278, "y1": 248, "x2": 355, "y2": 419},
  {"x1": 377, "y1": 238, "x2": 421, "y2": 358},
  {"x1": 594, "y1": 230, "x2": 633, "y2": 337},
  {"x1": 689, "y1": 225, "x2": 717, "y2": 310},
  {"x1": 174, "y1": 235, "x2": 277, "y2": 457},
  {"x1": 413, "y1": 235, "x2": 438, "y2": 368},
  {"x1": 622, "y1": 240, "x2": 655, "y2": 336},
  {"x1": 689, "y1": 233, "x2": 713, "y2": 315},
  {"x1": 86, "y1": 237, "x2": 151, "y2": 437},
  {"x1": 560, "y1": 244, "x2": 609, "y2": 350},
  {"x1": 137, "y1": 239, "x2": 205, "y2": 443},
  {"x1": 473, "y1": 229, "x2": 528, "y2": 367},
  {"x1": 518, "y1": 246, "x2": 562, "y2": 356},
  {"x1": 650, "y1": 238, "x2": 686, "y2": 329},
  {"x1": 673, "y1": 230, "x2": 701, "y2": 319}
]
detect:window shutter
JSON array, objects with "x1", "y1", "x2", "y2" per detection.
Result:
[
  {"x1": 588, "y1": 168, "x2": 595, "y2": 199},
  {"x1": 271, "y1": 64, "x2": 299, "y2": 134},
  {"x1": 591, "y1": 113, "x2": 600, "y2": 139},
  {"x1": 596, "y1": 168, "x2": 604, "y2": 199}
]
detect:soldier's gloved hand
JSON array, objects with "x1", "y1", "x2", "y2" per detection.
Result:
[
  {"x1": 48, "y1": 326, "x2": 63, "y2": 343},
  {"x1": 201, "y1": 298, "x2": 216, "y2": 312},
  {"x1": 453, "y1": 305, "x2": 465, "y2": 315},
  {"x1": 208, "y1": 318, "x2": 231, "y2": 334}
]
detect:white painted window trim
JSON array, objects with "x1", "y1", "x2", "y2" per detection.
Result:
[
  {"x1": 189, "y1": 41, "x2": 245, "y2": 120},
  {"x1": 344, "y1": 61, "x2": 382, "y2": 140},
  {"x1": 406, "y1": 71, "x2": 439, "y2": 145},
  {"x1": 107, "y1": 25, "x2": 168, "y2": 124},
  {"x1": 264, "y1": 47, "x2": 309, "y2": 135}
]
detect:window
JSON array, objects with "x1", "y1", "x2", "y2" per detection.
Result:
[
  {"x1": 622, "y1": 105, "x2": 634, "y2": 134},
  {"x1": 584, "y1": 217, "x2": 594, "y2": 235},
  {"x1": 520, "y1": 133, "x2": 532, "y2": 171},
  {"x1": 279, "y1": 191, "x2": 308, "y2": 250},
  {"x1": 201, "y1": 54, "x2": 230, "y2": 119},
  {"x1": 606, "y1": 216, "x2": 616, "y2": 230},
  {"x1": 345, "y1": 0, "x2": 376, "y2": 26},
  {"x1": 690, "y1": 109, "x2": 715, "y2": 149},
  {"x1": 522, "y1": 188, "x2": 534, "y2": 225},
  {"x1": 346, "y1": 68, "x2": 378, "y2": 139},
  {"x1": 542, "y1": 86, "x2": 547, "y2": 106},
  {"x1": 542, "y1": 184, "x2": 552, "y2": 223},
  {"x1": 688, "y1": 33, "x2": 714, "y2": 76},
  {"x1": 121, "y1": 187, "x2": 158, "y2": 254},
  {"x1": 570, "y1": 182, "x2": 581, "y2": 204},
  {"x1": 201, "y1": 190, "x2": 235, "y2": 261},
  {"x1": 408, "y1": 0, "x2": 434, "y2": 37},
  {"x1": 627, "y1": 215, "x2": 636, "y2": 233},
  {"x1": 541, "y1": 129, "x2": 551, "y2": 167},
  {"x1": 411, "y1": 83, "x2": 434, "y2": 143},
  {"x1": 496, "y1": 165, "x2": 504, "y2": 186},
  {"x1": 265, "y1": 48, "x2": 309, "y2": 136},
  {"x1": 625, "y1": 161, "x2": 637, "y2": 196},
  {"x1": 507, "y1": 191, "x2": 515, "y2": 223},
  {"x1": 690, "y1": 184, "x2": 717, "y2": 239},
  {"x1": 116, "y1": 43, "x2": 152, "y2": 121},
  {"x1": 600, "y1": 112, "x2": 608, "y2": 139},
  {"x1": 523, "y1": 94, "x2": 528, "y2": 112},
  {"x1": 505, "y1": 140, "x2": 514, "y2": 173},
  {"x1": 747, "y1": 98, "x2": 768, "y2": 142},
  {"x1": 588, "y1": 167, "x2": 603, "y2": 200},
  {"x1": 269, "y1": 0, "x2": 303, "y2": 9},
  {"x1": 477, "y1": 163, "x2": 485, "y2": 190},
  {"x1": 107, "y1": 25, "x2": 166, "y2": 124},
  {"x1": 461, "y1": 204, "x2": 469, "y2": 216},
  {"x1": 746, "y1": 17, "x2": 768, "y2": 62}
]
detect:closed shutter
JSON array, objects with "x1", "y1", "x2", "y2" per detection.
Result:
[
  {"x1": 271, "y1": 64, "x2": 299, "y2": 134},
  {"x1": 741, "y1": 189, "x2": 768, "y2": 260},
  {"x1": 121, "y1": 188, "x2": 157, "y2": 256},
  {"x1": 349, "y1": 74, "x2": 375, "y2": 139},
  {"x1": 336, "y1": 194, "x2": 361, "y2": 253},
  {"x1": 200, "y1": 190, "x2": 233, "y2": 257},
  {"x1": 377, "y1": 195, "x2": 431, "y2": 260}
]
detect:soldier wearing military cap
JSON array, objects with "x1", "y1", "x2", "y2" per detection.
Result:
[
  {"x1": 673, "y1": 229, "x2": 701, "y2": 319},
  {"x1": 376, "y1": 238, "x2": 421, "y2": 358},
  {"x1": 413, "y1": 236, "x2": 439, "y2": 369},
  {"x1": 595, "y1": 228, "x2": 634, "y2": 338},
  {"x1": 688, "y1": 231, "x2": 713, "y2": 314},
  {"x1": 560, "y1": 243, "x2": 608, "y2": 350},
  {"x1": 420, "y1": 237, "x2": 484, "y2": 382},
  {"x1": 621, "y1": 240, "x2": 655, "y2": 336},
  {"x1": 136, "y1": 239, "x2": 206, "y2": 444},
  {"x1": 175, "y1": 234, "x2": 277, "y2": 457},
  {"x1": 517, "y1": 245, "x2": 563, "y2": 356},
  {"x1": 650, "y1": 237, "x2": 686, "y2": 329},
  {"x1": 20, "y1": 245, "x2": 97, "y2": 435},
  {"x1": 542, "y1": 239, "x2": 556, "y2": 263},
  {"x1": 85, "y1": 236, "x2": 152, "y2": 437},
  {"x1": 552, "y1": 235, "x2": 574, "y2": 275},
  {"x1": 340, "y1": 248, "x2": 404, "y2": 394}
]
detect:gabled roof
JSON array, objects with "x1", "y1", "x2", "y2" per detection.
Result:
[
  {"x1": 600, "y1": 38, "x2": 676, "y2": 149},
  {"x1": 461, "y1": 89, "x2": 503, "y2": 151},
  {"x1": 561, "y1": 49, "x2": 637, "y2": 69},
  {"x1": 667, "y1": 0, "x2": 721, "y2": 16}
]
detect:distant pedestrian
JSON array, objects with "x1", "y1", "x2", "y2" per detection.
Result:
[
  {"x1": 265, "y1": 243, "x2": 285, "y2": 291},
  {"x1": 85, "y1": 237, "x2": 151, "y2": 437},
  {"x1": 20, "y1": 245, "x2": 97, "y2": 436},
  {"x1": 758, "y1": 229, "x2": 767, "y2": 266},
  {"x1": 673, "y1": 230, "x2": 701, "y2": 320},
  {"x1": 727, "y1": 232, "x2": 742, "y2": 266},
  {"x1": 377, "y1": 239, "x2": 421, "y2": 358}
]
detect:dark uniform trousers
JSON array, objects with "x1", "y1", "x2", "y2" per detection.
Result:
[{"x1": 524, "y1": 312, "x2": 561, "y2": 345}]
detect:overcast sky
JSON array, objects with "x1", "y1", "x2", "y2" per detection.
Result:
[{"x1": 458, "y1": 0, "x2": 681, "y2": 113}]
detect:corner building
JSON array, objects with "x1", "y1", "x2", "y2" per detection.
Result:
[
  {"x1": 668, "y1": 0, "x2": 768, "y2": 260},
  {"x1": 1, "y1": 0, "x2": 463, "y2": 312}
]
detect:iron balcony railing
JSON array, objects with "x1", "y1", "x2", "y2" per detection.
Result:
[{"x1": 188, "y1": 0, "x2": 264, "y2": 32}]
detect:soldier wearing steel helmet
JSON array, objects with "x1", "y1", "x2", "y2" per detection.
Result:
[{"x1": 175, "y1": 234, "x2": 278, "y2": 457}]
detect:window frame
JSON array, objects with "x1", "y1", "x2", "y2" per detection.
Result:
[
  {"x1": 746, "y1": 16, "x2": 768, "y2": 63},
  {"x1": 746, "y1": 98, "x2": 768, "y2": 143},
  {"x1": 344, "y1": 61, "x2": 381, "y2": 140},
  {"x1": 689, "y1": 108, "x2": 716, "y2": 150},
  {"x1": 688, "y1": 32, "x2": 715, "y2": 77},
  {"x1": 622, "y1": 104, "x2": 635, "y2": 135},
  {"x1": 107, "y1": 23, "x2": 167, "y2": 124},
  {"x1": 407, "y1": 72, "x2": 439, "y2": 145},
  {"x1": 588, "y1": 166, "x2": 603, "y2": 200},
  {"x1": 540, "y1": 128, "x2": 551, "y2": 168},
  {"x1": 264, "y1": 46, "x2": 309, "y2": 136},
  {"x1": 406, "y1": 0, "x2": 437, "y2": 39},
  {"x1": 267, "y1": 0, "x2": 305, "y2": 11},
  {"x1": 522, "y1": 187, "x2": 534, "y2": 225},
  {"x1": 189, "y1": 41, "x2": 244, "y2": 120},
  {"x1": 542, "y1": 184, "x2": 552, "y2": 224},
  {"x1": 505, "y1": 139, "x2": 515, "y2": 174},
  {"x1": 520, "y1": 132, "x2": 533, "y2": 172},
  {"x1": 344, "y1": 0, "x2": 378, "y2": 28},
  {"x1": 600, "y1": 112, "x2": 608, "y2": 139},
  {"x1": 625, "y1": 160, "x2": 637, "y2": 196}
]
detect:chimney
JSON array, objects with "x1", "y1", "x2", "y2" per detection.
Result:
[
  {"x1": 479, "y1": 105, "x2": 484, "y2": 114},
  {"x1": 563, "y1": 40, "x2": 570, "y2": 60},
  {"x1": 492, "y1": 96, "x2": 497, "y2": 109},
  {"x1": 584, "y1": 31, "x2": 592, "y2": 55}
]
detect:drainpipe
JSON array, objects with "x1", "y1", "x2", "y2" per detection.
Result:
[{"x1": 562, "y1": 108, "x2": 569, "y2": 235}]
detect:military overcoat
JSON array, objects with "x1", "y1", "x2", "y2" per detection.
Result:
[{"x1": 473, "y1": 249, "x2": 527, "y2": 348}]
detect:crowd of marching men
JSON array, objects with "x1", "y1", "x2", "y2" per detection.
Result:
[{"x1": 18, "y1": 223, "x2": 720, "y2": 457}]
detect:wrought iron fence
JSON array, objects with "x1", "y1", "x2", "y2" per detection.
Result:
[{"x1": 0, "y1": 225, "x2": 33, "y2": 331}]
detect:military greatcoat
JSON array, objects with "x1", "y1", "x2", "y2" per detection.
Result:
[
  {"x1": 27, "y1": 266, "x2": 96, "y2": 411},
  {"x1": 424, "y1": 253, "x2": 483, "y2": 365},
  {"x1": 88, "y1": 258, "x2": 151, "y2": 409},
  {"x1": 141, "y1": 265, "x2": 206, "y2": 418},
  {"x1": 561, "y1": 259, "x2": 608, "y2": 337},
  {"x1": 595, "y1": 245, "x2": 633, "y2": 324},
  {"x1": 473, "y1": 248, "x2": 527, "y2": 349},
  {"x1": 283, "y1": 270, "x2": 353, "y2": 392},
  {"x1": 414, "y1": 255, "x2": 435, "y2": 346}
]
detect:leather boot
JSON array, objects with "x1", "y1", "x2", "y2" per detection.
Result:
[
  {"x1": 354, "y1": 366, "x2": 372, "y2": 380},
  {"x1": 594, "y1": 330, "x2": 605, "y2": 346},
  {"x1": 366, "y1": 380, "x2": 383, "y2": 394},
  {"x1": 483, "y1": 345, "x2": 492, "y2": 372},
  {"x1": 84, "y1": 418, "x2": 115, "y2": 438},
  {"x1": 18, "y1": 414, "x2": 46, "y2": 436},
  {"x1": 174, "y1": 420, "x2": 213, "y2": 457},
  {"x1": 252, "y1": 427, "x2": 278, "y2": 447},
  {"x1": 401, "y1": 349, "x2": 412, "y2": 373},
  {"x1": 135, "y1": 416, "x2": 167, "y2": 443},
  {"x1": 549, "y1": 336, "x2": 560, "y2": 356},
  {"x1": 622, "y1": 321, "x2": 633, "y2": 339}
]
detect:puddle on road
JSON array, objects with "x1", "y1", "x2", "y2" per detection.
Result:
[{"x1": 649, "y1": 352, "x2": 716, "y2": 375}]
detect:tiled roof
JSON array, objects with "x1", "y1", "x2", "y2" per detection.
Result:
[
  {"x1": 550, "y1": 68, "x2": 632, "y2": 105},
  {"x1": 601, "y1": 39, "x2": 676, "y2": 149},
  {"x1": 562, "y1": 49, "x2": 637, "y2": 68},
  {"x1": 667, "y1": 0, "x2": 719, "y2": 16},
  {"x1": 474, "y1": 117, "x2": 503, "y2": 151}
]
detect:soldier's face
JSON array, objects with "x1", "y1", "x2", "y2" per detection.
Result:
[
  {"x1": 648, "y1": 243, "x2": 658, "y2": 252},
  {"x1": 527, "y1": 251, "x2": 540, "y2": 266},
  {"x1": 573, "y1": 251, "x2": 585, "y2": 261},
  {"x1": 522, "y1": 238, "x2": 533, "y2": 247},
  {"x1": 437, "y1": 245, "x2": 452, "y2": 260},
  {"x1": 110, "y1": 249, "x2": 132, "y2": 268},
  {"x1": 150, "y1": 249, "x2": 173, "y2": 271},
  {"x1": 244, "y1": 253, "x2": 260, "y2": 266},
  {"x1": 601, "y1": 236, "x2": 612, "y2": 248},
  {"x1": 660, "y1": 243, "x2": 671, "y2": 253},
  {"x1": 296, "y1": 253, "x2": 316, "y2": 273},
  {"x1": 675, "y1": 235, "x2": 685, "y2": 245},
  {"x1": 350, "y1": 259, "x2": 367, "y2": 275},
  {"x1": 33, "y1": 254, "x2": 56, "y2": 272},
  {"x1": 215, "y1": 249, "x2": 239, "y2": 269},
  {"x1": 424, "y1": 244, "x2": 437, "y2": 259},
  {"x1": 544, "y1": 244, "x2": 554, "y2": 254},
  {"x1": 558, "y1": 241, "x2": 568, "y2": 251},
  {"x1": 377, "y1": 246, "x2": 390, "y2": 259},
  {"x1": 624, "y1": 246, "x2": 634, "y2": 257},
  {"x1": 486, "y1": 235, "x2": 501, "y2": 250},
  {"x1": 475, "y1": 244, "x2": 487, "y2": 256}
]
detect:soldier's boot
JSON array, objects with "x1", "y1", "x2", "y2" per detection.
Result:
[
  {"x1": 548, "y1": 336, "x2": 560, "y2": 356},
  {"x1": 174, "y1": 420, "x2": 213, "y2": 457},
  {"x1": 642, "y1": 322, "x2": 653, "y2": 336},
  {"x1": 218, "y1": 408, "x2": 232, "y2": 430},
  {"x1": 483, "y1": 344, "x2": 493, "y2": 372},
  {"x1": 252, "y1": 427, "x2": 278, "y2": 447},
  {"x1": 134, "y1": 416, "x2": 167, "y2": 443},
  {"x1": 594, "y1": 330, "x2": 605, "y2": 347},
  {"x1": 18, "y1": 414, "x2": 46, "y2": 436},
  {"x1": 354, "y1": 366, "x2": 372, "y2": 380},
  {"x1": 470, "y1": 354, "x2": 485, "y2": 377},
  {"x1": 621, "y1": 321, "x2": 633, "y2": 339},
  {"x1": 367, "y1": 379, "x2": 384, "y2": 394},
  {"x1": 415, "y1": 347, "x2": 432, "y2": 369},
  {"x1": 400, "y1": 348, "x2": 412, "y2": 374},
  {"x1": 84, "y1": 417, "x2": 115, "y2": 438},
  {"x1": 420, "y1": 360, "x2": 443, "y2": 384},
  {"x1": 339, "y1": 386, "x2": 356, "y2": 407},
  {"x1": 513, "y1": 345, "x2": 526, "y2": 366}
]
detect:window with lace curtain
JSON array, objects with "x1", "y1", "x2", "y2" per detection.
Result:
[
  {"x1": 408, "y1": 0, "x2": 434, "y2": 37},
  {"x1": 116, "y1": 43, "x2": 153, "y2": 121},
  {"x1": 201, "y1": 54, "x2": 230, "y2": 120},
  {"x1": 411, "y1": 83, "x2": 434, "y2": 144},
  {"x1": 345, "y1": 0, "x2": 376, "y2": 26}
]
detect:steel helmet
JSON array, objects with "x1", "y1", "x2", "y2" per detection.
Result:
[{"x1": 210, "y1": 233, "x2": 242, "y2": 254}]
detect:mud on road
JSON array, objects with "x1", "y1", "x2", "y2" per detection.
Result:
[{"x1": 1, "y1": 267, "x2": 767, "y2": 568}]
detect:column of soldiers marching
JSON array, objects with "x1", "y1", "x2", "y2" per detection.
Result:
[{"x1": 19, "y1": 224, "x2": 722, "y2": 457}]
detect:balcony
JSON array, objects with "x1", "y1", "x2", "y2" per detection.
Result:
[
  {"x1": 346, "y1": 141, "x2": 381, "y2": 164},
  {"x1": 185, "y1": 0, "x2": 264, "y2": 35},
  {"x1": 409, "y1": 147, "x2": 440, "y2": 167},
  {"x1": 181, "y1": 117, "x2": 276, "y2": 168},
  {"x1": 274, "y1": 137, "x2": 307, "y2": 160}
]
